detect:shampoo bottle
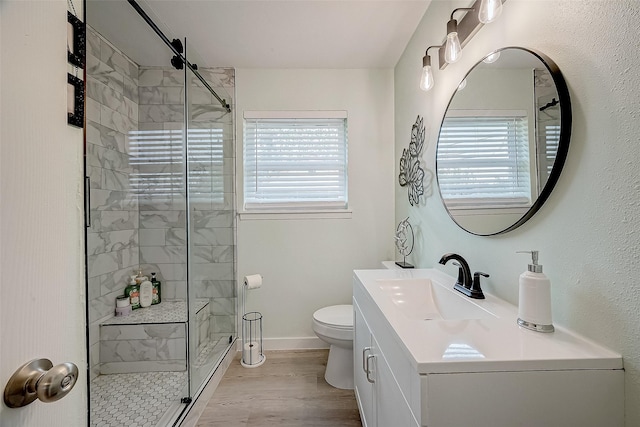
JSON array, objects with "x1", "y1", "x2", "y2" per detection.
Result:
[
  {"x1": 517, "y1": 250, "x2": 554, "y2": 332},
  {"x1": 125, "y1": 275, "x2": 140, "y2": 310}
]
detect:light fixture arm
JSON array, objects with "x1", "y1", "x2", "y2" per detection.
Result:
[
  {"x1": 447, "y1": 7, "x2": 475, "y2": 38},
  {"x1": 423, "y1": 45, "x2": 440, "y2": 67},
  {"x1": 450, "y1": 7, "x2": 475, "y2": 21}
]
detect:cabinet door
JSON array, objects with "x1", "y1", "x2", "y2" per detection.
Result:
[
  {"x1": 374, "y1": 335, "x2": 413, "y2": 427},
  {"x1": 354, "y1": 301, "x2": 375, "y2": 427}
]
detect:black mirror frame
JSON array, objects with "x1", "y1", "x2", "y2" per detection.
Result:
[{"x1": 435, "y1": 47, "x2": 572, "y2": 236}]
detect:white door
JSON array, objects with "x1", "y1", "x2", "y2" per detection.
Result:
[{"x1": 0, "y1": 1, "x2": 87, "y2": 426}]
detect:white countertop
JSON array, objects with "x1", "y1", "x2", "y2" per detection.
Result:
[{"x1": 354, "y1": 268, "x2": 623, "y2": 374}]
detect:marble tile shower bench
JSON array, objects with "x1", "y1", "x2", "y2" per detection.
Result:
[{"x1": 99, "y1": 300, "x2": 209, "y2": 374}]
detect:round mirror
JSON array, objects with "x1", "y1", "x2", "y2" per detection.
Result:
[{"x1": 436, "y1": 47, "x2": 571, "y2": 235}]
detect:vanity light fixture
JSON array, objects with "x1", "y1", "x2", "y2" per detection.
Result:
[
  {"x1": 420, "y1": 45, "x2": 441, "y2": 91},
  {"x1": 445, "y1": 8, "x2": 474, "y2": 64},
  {"x1": 419, "y1": 0, "x2": 506, "y2": 89},
  {"x1": 478, "y1": 0, "x2": 503, "y2": 24}
]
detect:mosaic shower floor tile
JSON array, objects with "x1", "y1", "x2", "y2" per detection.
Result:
[{"x1": 90, "y1": 371, "x2": 186, "y2": 427}]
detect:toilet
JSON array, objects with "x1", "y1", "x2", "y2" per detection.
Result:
[{"x1": 312, "y1": 304, "x2": 354, "y2": 389}]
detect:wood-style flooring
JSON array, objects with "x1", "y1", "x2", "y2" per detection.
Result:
[{"x1": 195, "y1": 350, "x2": 362, "y2": 427}]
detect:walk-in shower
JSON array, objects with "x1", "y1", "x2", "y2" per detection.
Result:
[{"x1": 84, "y1": 1, "x2": 236, "y2": 425}]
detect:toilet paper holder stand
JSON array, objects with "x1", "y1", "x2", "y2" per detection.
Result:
[
  {"x1": 241, "y1": 275, "x2": 266, "y2": 368},
  {"x1": 241, "y1": 311, "x2": 265, "y2": 368}
]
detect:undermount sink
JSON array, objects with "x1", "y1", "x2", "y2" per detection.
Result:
[{"x1": 377, "y1": 278, "x2": 496, "y2": 321}]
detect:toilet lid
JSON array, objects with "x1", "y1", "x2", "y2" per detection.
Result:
[{"x1": 313, "y1": 305, "x2": 353, "y2": 329}]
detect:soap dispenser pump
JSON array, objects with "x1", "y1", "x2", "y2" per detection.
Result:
[{"x1": 517, "y1": 250, "x2": 554, "y2": 333}]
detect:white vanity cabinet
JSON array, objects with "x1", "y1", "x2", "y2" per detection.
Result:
[{"x1": 353, "y1": 269, "x2": 625, "y2": 427}]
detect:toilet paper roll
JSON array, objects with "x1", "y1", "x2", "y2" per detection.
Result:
[
  {"x1": 243, "y1": 341, "x2": 261, "y2": 365},
  {"x1": 244, "y1": 274, "x2": 263, "y2": 290}
]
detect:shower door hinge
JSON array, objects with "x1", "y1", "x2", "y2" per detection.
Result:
[{"x1": 181, "y1": 397, "x2": 192, "y2": 405}]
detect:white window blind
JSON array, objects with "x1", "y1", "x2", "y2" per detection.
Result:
[
  {"x1": 243, "y1": 112, "x2": 348, "y2": 210},
  {"x1": 437, "y1": 112, "x2": 531, "y2": 209},
  {"x1": 129, "y1": 127, "x2": 225, "y2": 203},
  {"x1": 129, "y1": 129, "x2": 184, "y2": 200}
]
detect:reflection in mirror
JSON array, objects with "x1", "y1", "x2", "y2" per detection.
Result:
[{"x1": 436, "y1": 47, "x2": 571, "y2": 235}]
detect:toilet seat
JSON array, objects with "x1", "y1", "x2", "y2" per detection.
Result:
[{"x1": 313, "y1": 305, "x2": 353, "y2": 330}]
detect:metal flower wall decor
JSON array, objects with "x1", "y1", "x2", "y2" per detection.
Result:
[
  {"x1": 399, "y1": 115, "x2": 426, "y2": 206},
  {"x1": 394, "y1": 217, "x2": 415, "y2": 269}
]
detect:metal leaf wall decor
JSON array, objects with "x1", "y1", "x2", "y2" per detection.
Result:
[{"x1": 398, "y1": 115, "x2": 426, "y2": 206}]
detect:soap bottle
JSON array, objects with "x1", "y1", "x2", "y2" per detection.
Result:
[
  {"x1": 125, "y1": 275, "x2": 140, "y2": 310},
  {"x1": 517, "y1": 250, "x2": 554, "y2": 332},
  {"x1": 139, "y1": 279, "x2": 153, "y2": 308},
  {"x1": 151, "y1": 272, "x2": 161, "y2": 305}
]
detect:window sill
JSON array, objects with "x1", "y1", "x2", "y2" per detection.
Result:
[{"x1": 238, "y1": 209, "x2": 353, "y2": 220}]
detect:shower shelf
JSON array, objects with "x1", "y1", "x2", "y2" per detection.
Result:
[
  {"x1": 101, "y1": 299, "x2": 209, "y2": 325},
  {"x1": 98, "y1": 299, "x2": 212, "y2": 375}
]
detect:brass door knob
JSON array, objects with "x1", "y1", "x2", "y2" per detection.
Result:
[{"x1": 3, "y1": 359, "x2": 78, "y2": 408}]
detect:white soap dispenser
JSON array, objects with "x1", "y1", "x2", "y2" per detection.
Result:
[{"x1": 517, "y1": 250, "x2": 554, "y2": 333}]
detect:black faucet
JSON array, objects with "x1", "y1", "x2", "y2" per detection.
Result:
[{"x1": 438, "y1": 253, "x2": 487, "y2": 299}]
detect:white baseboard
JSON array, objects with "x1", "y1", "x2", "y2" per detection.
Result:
[{"x1": 236, "y1": 336, "x2": 329, "y2": 351}]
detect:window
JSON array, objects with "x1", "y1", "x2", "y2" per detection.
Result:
[
  {"x1": 437, "y1": 111, "x2": 531, "y2": 210},
  {"x1": 243, "y1": 111, "x2": 348, "y2": 212}
]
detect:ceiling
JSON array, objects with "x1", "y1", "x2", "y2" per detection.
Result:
[{"x1": 86, "y1": 0, "x2": 431, "y2": 69}]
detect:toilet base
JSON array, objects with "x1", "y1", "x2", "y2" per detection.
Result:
[{"x1": 324, "y1": 344, "x2": 354, "y2": 390}]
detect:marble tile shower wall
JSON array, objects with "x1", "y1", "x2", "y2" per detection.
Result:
[
  {"x1": 86, "y1": 27, "x2": 140, "y2": 380},
  {"x1": 137, "y1": 66, "x2": 236, "y2": 346}
]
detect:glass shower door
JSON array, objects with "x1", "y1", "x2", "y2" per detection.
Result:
[
  {"x1": 86, "y1": 4, "x2": 236, "y2": 425},
  {"x1": 184, "y1": 42, "x2": 237, "y2": 397}
]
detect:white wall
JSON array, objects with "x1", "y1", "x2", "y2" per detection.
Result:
[
  {"x1": 236, "y1": 69, "x2": 395, "y2": 342},
  {"x1": 0, "y1": 1, "x2": 86, "y2": 425},
  {"x1": 395, "y1": 1, "x2": 640, "y2": 425}
]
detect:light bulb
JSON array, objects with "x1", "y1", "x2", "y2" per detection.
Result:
[
  {"x1": 482, "y1": 51, "x2": 501, "y2": 64},
  {"x1": 478, "y1": 0, "x2": 503, "y2": 24},
  {"x1": 457, "y1": 79, "x2": 467, "y2": 91},
  {"x1": 420, "y1": 65, "x2": 434, "y2": 91},
  {"x1": 444, "y1": 32, "x2": 462, "y2": 64}
]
